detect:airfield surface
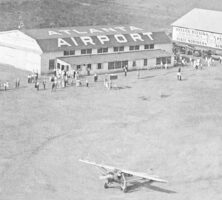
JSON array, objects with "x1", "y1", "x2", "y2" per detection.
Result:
[{"x1": 0, "y1": 64, "x2": 222, "y2": 200}]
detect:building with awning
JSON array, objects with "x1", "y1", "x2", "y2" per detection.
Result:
[
  {"x1": 172, "y1": 8, "x2": 222, "y2": 55},
  {"x1": 0, "y1": 25, "x2": 173, "y2": 74}
]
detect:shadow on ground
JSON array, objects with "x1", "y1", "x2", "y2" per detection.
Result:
[
  {"x1": 126, "y1": 181, "x2": 177, "y2": 194},
  {"x1": 112, "y1": 86, "x2": 132, "y2": 90}
]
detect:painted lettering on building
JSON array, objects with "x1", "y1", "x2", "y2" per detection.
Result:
[
  {"x1": 47, "y1": 26, "x2": 154, "y2": 48},
  {"x1": 172, "y1": 27, "x2": 222, "y2": 49},
  {"x1": 57, "y1": 32, "x2": 153, "y2": 48}
]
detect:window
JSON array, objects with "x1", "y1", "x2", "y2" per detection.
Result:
[
  {"x1": 129, "y1": 46, "x2": 134, "y2": 51},
  {"x1": 57, "y1": 63, "x2": 60, "y2": 69},
  {"x1": 77, "y1": 65, "x2": 81, "y2": 70},
  {"x1": 115, "y1": 61, "x2": 122, "y2": 69},
  {"x1": 156, "y1": 58, "x2": 161, "y2": 65},
  {"x1": 114, "y1": 46, "x2": 124, "y2": 52},
  {"x1": 81, "y1": 49, "x2": 92, "y2": 55},
  {"x1": 108, "y1": 60, "x2": 129, "y2": 70},
  {"x1": 130, "y1": 45, "x2": 140, "y2": 51},
  {"x1": 81, "y1": 49, "x2": 86, "y2": 54},
  {"x1": 144, "y1": 44, "x2": 155, "y2": 49},
  {"x1": 133, "y1": 61, "x2": 136, "y2": 67},
  {"x1": 167, "y1": 57, "x2": 171, "y2": 64},
  {"x1": 103, "y1": 48, "x2": 108, "y2": 53},
  {"x1": 156, "y1": 57, "x2": 171, "y2": 65},
  {"x1": 114, "y1": 47, "x2": 119, "y2": 52},
  {"x1": 135, "y1": 45, "x2": 140, "y2": 50},
  {"x1": 64, "y1": 50, "x2": 75, "y2": 56},
  {"x1": 144, "y1": 59, "x2": 147, "y2": 66},
  {"x1": 122, "y1": 60, "x2": 128, "y2": 67},
  {"x1": 97, "y1": 63, "x2": 102, "y2": 69},
  {"x1": 49, "y1": 59, "x2": 55, "y2": 70},
  {"x1": 70, "y1": 50, "x2": 75, "y2": 55},
  {"x1": 150, "y1": 44, "x2": 154, "y2": 49},
  {"x1": 97, "y1": 48, "x2": 103, "y2": 53},
  {"x1": 108, "y1": 62, "x2": 115, "y2": 70},
  {"x1": 87, "y1": 64, "x2": 91, "y2": 70},
  {"x1": 119, "y1": 46, "x2": 124, "y2": 51},
  {"x1": 97, "y1": 47, "x2": 108, "y2": 54},
  {"x1": 87, "y1": 49, "x2": 92, "y2": 54},
  {"x1": 162, "y1": 57, "x2": 166, "y2": 64},
  {"x1": 144, "y1": 44, "x2": 149, "y2": 49},
  {"x1": 64, "y1": 51, "x2": 69, "y2": 56}
]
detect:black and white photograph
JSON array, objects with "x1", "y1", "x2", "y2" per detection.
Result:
[{"x1": 0, "y1": 0, "x2": 222, "y2": 199}]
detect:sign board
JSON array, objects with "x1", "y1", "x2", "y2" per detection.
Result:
[
  {"x1": 172, "y1": 27, "x2": 222, "y2": 49},
  {"x1": 109, "y1": 74, "x2": 118, "y2": 80}
]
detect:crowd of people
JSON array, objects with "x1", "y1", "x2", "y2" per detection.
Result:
[
  {"x1": 1, "y1": 54, "x2": 221, "y2": 92},
  {"x1": 0, "y1": 78, "x2": 20, "y2": 91},
  {"x1": 49, "y1": 69, "x2": 91, "y2": 92}
]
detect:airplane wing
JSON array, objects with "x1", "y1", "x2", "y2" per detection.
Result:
[
  {"x1": 79, "y1": 159, "x2": 119, "y2": 172},
  {"x1": 120, "y1": 169, "x2": 168, "y2": 183},
  {"x1": 79, "y1": 159, "x2": 167, "y2": 183}
]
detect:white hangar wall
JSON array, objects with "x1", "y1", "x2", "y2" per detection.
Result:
[{"x1": 0, "y1": 30, "x2": 42, "y2": 73}]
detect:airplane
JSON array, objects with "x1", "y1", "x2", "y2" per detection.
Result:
[{"x1": 79, "y1": 159, "x2": 168, "y2": 193}]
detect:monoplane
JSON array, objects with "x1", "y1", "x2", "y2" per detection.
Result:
[{"x1": 79, "y1": 159, "x2": 167, "y2": 193}]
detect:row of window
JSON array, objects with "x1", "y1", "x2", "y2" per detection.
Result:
[
  {"x1": 98, "y1": 47, "x2": 108, "y2": 54},
  {"x1": 129, "y1": 45, "x2": 140, "y2": 51},
  {"x1": 108, "y1": 60, "x2": 129, "y2": 70},
  {"x1": 64, "y1": 50, "x2": 75, "y2": 56},
  {"x1": 50, "y1": 57, "x2": 171, "y2": 70},
  {"x1": 63, "y1": 44, "x2": 155, "y2": 56},
  {"x1": 156, "y1": 57, "x2": 171, "y2": 65},
  {"x1": 76, "y1": 63, "x2": 102, "y2": 70}
]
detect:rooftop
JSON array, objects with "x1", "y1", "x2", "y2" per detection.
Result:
[
  {"x1": 21, "y1": 25, "x2": 152, "y2": 40},
  {"x1": 172, "y1": 8, "x2": 222, "y2": 34}
]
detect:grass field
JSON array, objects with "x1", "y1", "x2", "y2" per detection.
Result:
[
  {"x1": 0, "y1": 63, "x2": 222, "y2": 200},
  {"x1": 1, "y1": 1, "x2": 222, "y2": 199},
  {"x1": 1, "y1": 0, "x2": 222, "y2": 31}
]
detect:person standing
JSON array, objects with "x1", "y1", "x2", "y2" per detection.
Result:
[
  {"x1": 94, "y1": 73, "x2": 98, "y2": 82},
  {"x1": 87, "y1": 68, "x2": 90, "y2": 76},
  {"x1": 64, "y1": 75, "x2": 68, "y2": 87},
  {"x1": 4, "y1": 81, "x2": 9, "y2": 91},
  {"x1": 177, "y1": 67, "x2": 182, "y2": 81},
  {"x1": 73, "y1": 70, "x2": 76, "y2": 79},
  {"x1": 35, "y1": 81, "x2": 40, "y2": 91},
  {"x1": 124, "y1": 67, "x2": 127, "y2": 77},
  {"x1": 27, "y1": 74, "x2": 31, "y2": 83},
  {"x1": 51, "y1": 80, "x2": 56, "y2": 92},
  {"x1": 104, "y1": 75, "x2": 108, "y2": 87},
  {"x1": 86, "y1": 79, "x2": 89, "y2": 87},
  {"x1": 137, "y1": 69, "x2": 140, "y2": 79},
  {"x1": 43, "y1": 79, "x2": 46, "y2": 90},
  {"x1": 17, "y1": 78, "x2": 20, "y2": 88},
  {"x1": 15, "y1": 79, "x2": 18, "y2": 88},
  {"x1": 160, "y1": 61, "x2": 163, "y2": 69}
]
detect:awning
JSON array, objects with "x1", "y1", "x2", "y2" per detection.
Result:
[{"x1": 57, "y1": 49, "x2": 172, "y2": 65}]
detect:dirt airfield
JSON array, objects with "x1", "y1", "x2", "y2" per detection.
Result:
[{"x1": 0, "y1": 64, "x2": 222, "y2": 200}]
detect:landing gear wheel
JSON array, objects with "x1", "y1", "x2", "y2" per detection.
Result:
[
  {"x1": 120, "y1": 185, "x2": 127, "y2": 193},
  {"x1": 121, "y1": 173, "x2": 127, "y2": 193},
  {"x1": 104, "y1": 182, "x2": 109, "y2": 189},
  {"x1": 123, "y1": 187, "x2": 127, "y2": 193}
]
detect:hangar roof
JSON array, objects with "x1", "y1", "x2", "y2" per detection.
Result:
[
  {"x1": 172, "y1": 8, "x2": 222, "y2": 34},
  {"x1": 35, "y1": 32, "x2": 170, "y2": 52},
  {"x1": 18, "y1": 25, "x2": 171, "y2": 52},
  {"x1": 21, "y1": 25, "x2": 148, "y2": 39},
  {"x1": 58, "y1": 49, "x2": 172, "y2": 65}
]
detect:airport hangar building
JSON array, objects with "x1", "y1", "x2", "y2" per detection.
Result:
[
  {"x1": 172, "y1": 8, "x2": 222, "y2": 55},
  {"x1": 0, "y1": 25, "x2": 173, "y2": 75}
]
